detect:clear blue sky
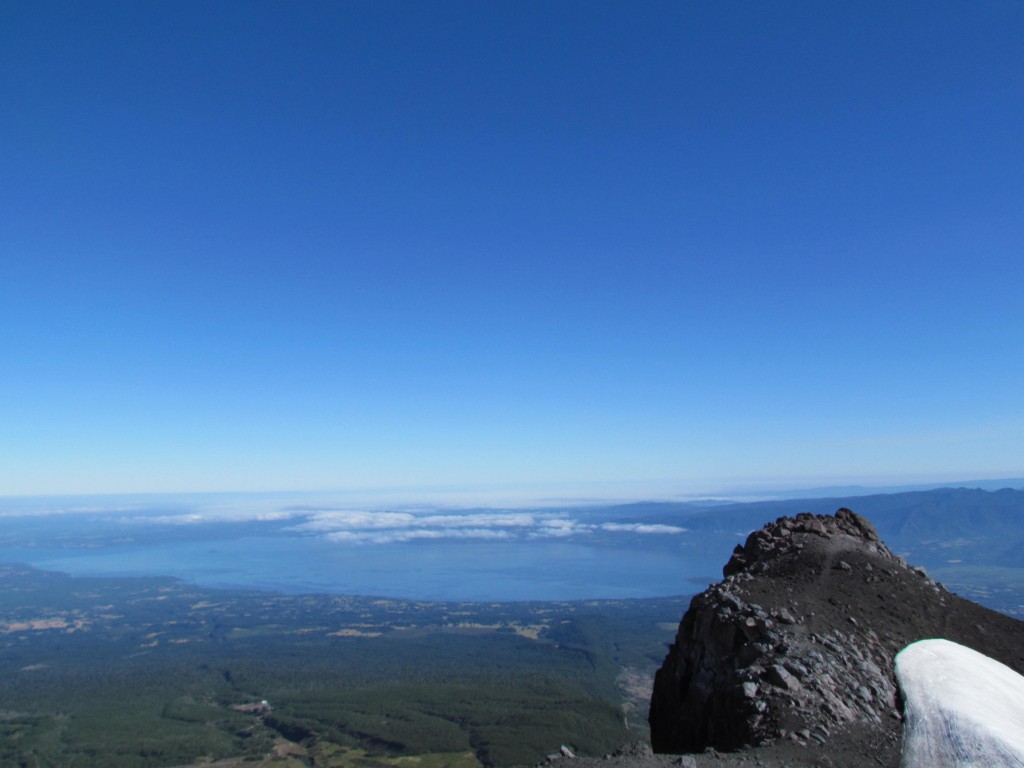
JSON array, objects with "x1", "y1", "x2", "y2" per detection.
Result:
[{"x1": 2, "y1": 1, "x2": 1022, "y2": 499}]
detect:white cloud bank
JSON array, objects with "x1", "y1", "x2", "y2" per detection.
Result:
[
  {"x1": 122, "y1": 510, "x2": 297, "y2": 525},
  {"x1": 292, "y1": 509, "x2": 687, "y2": 544},
  {"x1": 599, "y1": 523, "x2": 688, "y2": 534},
  {"x1": 0, "y1": 495, "x2": 689, "y2": 545}
]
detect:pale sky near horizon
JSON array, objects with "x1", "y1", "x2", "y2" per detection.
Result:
[{"x1": 2, "y1": 1, "x2": 1022, "y2": 499}]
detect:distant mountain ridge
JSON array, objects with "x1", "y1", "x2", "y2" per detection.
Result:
[
  {"x1": 711, "y1": 477, "x2": 1024, "y2": 499},
  {"x1": 688, "y1": 486, "x2": 1024, "y2": 553},
  {"x1": 595, "y1": 486, "x2": 1024, "y2": 616}
]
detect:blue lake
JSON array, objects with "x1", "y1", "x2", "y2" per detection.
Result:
[
  {"x1": 0, "y1": 498, "x2": 739, "y2": 601},
  {"x1": 0, "y1": 534, "x2": 721, "y2": 601}
]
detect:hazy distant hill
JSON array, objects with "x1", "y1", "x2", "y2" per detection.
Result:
[
  {"x1": 721, "y1": 477, "x2": 1024, "y2": 498},
  {"x1": 602, "y1": 487, "x2": 1024, "y2": 615}
]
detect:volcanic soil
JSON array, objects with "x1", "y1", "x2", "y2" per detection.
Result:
[{"x1": 565, "y1": 509, "x2": 1024, "y2": 768}]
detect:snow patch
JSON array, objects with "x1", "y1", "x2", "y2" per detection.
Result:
[{"x1": 895, "y1": 638, "x2": 1024, "y2": 767}]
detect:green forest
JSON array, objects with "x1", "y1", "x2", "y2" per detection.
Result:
[{"x1": 0, "y1": 564, "x2": 686, "y2": 767}]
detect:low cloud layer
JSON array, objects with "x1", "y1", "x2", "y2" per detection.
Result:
[
  {"x1": 0, "y1": 497, "x2": 687, "y2": 545},
  {"x1": 599, "y1": 523, "x2": 689, "y2": 534},
  {"x1": 291, "y1": 508, "x2": 686, "y2": 544}
]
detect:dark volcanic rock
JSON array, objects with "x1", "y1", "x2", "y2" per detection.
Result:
[{"x1": 647, "y1": 508, "x2": 1024, "y2": 766}]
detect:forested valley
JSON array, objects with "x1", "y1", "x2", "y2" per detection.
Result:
[{"x1": 0, "y1": 564, "x2": 685, "y2": 767}]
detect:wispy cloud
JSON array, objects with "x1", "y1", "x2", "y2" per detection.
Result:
[
  {"x1": 0, "y1": 494, "x2": 691, "y2": 544},
  {"x1": 295, "y1": 511, "x2": 418, "y2": 531},
  {"x1": 326, "y1": 528, "x2": 515, "y2": 544},
  {"x1": 121, "y1": 510, "x2": 297, "y2": 525},
  {"x1": 599, "y1": 523, "x2": 688, "y2": 534},
  {"x1": 295, "y1": 509, "x2": 555, "y2": 543},
  {"x1": 293, "y1": 508, "x2": 687, "y2": 544},
  {"x1": 533, "y1": 518, "x2": 586, "y2": 537}
]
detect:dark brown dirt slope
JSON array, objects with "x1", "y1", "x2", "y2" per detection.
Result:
[{"x1": 562, "y1": 509, "x2": 1024, "y2": 768}]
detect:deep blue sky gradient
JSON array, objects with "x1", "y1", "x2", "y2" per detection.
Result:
[{"x1": 2, "y1": 1, "x2": 1022, "y2": 497}]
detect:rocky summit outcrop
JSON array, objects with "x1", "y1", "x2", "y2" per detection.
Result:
[{"x1": 647, "y1": 508, "x2": 1024, "y2": 767}]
